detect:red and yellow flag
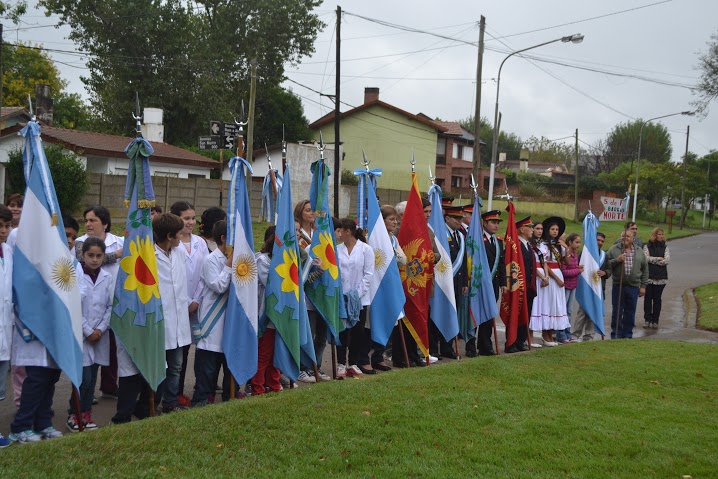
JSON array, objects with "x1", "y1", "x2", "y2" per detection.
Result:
[
  {"x1": 499, "y1": 201, "x2": 529, "y2": 346},
  {"x1": 397, "y1": 172, "x2": 433, "y2": 356}
]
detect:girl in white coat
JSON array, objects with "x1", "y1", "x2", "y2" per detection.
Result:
[
  {"x1": 0, "y1": 206, "x2": 13, "y2": 447},
  {"x1": 66, "y1": 237, "x2": 113, "y2": 432}
]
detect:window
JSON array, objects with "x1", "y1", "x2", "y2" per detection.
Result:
[
  {"x1": 452, "y1": 176, "x2": 462, "y2": 188},
  {"x1": 154, "y1": 171, "x2": 179, "y2": 178},
  {"x1": 436, "y1": 178, "x2": 445, "y2": 187},
  {"x1": 456, "y1": 144, "x2": 464, "y2": 160},
  {"x1": 436, "y1": 153, "x2": 446, "y2": 165}
]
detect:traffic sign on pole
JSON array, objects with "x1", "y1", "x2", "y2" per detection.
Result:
[
  {"x1": 224, "y1": 123, "x2": 238, "y2": 137},
  {"x1": 199, "y1": 136, "x2": 221, "y2": 150},
  {"x1": 210, "y1": 121, "x2": 221, "y2": 136}
]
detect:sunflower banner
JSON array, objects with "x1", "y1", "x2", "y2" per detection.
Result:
[
  {"x1": 111, "y1": 136, "x2": 165, "y2": 391},
  {"x1": 266, "y1": 163, "x2": 316, "y2": 381},
  {"x1": 305, "y1": 158, "x2": 346, "y2": 344}
]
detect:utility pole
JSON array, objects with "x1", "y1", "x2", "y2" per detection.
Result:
[
  {"x1": 574, "y1": 128, "x2": 579, "y2": 222},
  {"x1": 471, "y1": 16, "x2": 485, "y2": 190},
  {"x1": 333, "y1": 5, "x2": 341, "y2": 216},
  {"x1": 679, "y1": 124, "x2": 690, "y2": 229},
  {"x1": 246, "y1": 61, "x2": 257, "y2": 164},
  {"x1": 0, "y1": 24, "x2": 4, "y2": 120}
]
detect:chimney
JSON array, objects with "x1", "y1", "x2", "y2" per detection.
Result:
[
  {"x1": 141, "y1": 108, "x2": 164, "y2": 143},
  {"x1": 35, "y1": 84, "x2": 54, "y2": 126},
  {"x1": 364, "y1": 87, "x2": 380, "y2": 104}
]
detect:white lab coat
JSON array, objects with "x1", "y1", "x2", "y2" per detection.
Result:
[
  {"x1": 0, "y1": 243, "x2": 13, "y2": 362},
  {"x1": 337, "y1": 241, "x2": 375, "y2": 307},
  {"x1": 196, "y1": 248, "x2": 232, "y2": 353},
  {"x1": 115, "y1": 336, "x2": 140, "y2": 378},
  {"x1": 80, "y1": 267, "x2": 113, "y2": 367},
  {"x1": 75, "y1": 232, "x2": 125, "y2": 287},
  {"x1": 155, "y1": 245, "x2": 191, "y2": 350},
  {"x1": 180, "y1": 233, "x2": 209, "y2": 323}
]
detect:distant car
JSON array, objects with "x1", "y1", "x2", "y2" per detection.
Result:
[
  {"x1": 668, "y1": 200, "x2": 682, "y2": 209},
  {"x1": 493, "y1": 194, "x2": 519, "y2": 200}
]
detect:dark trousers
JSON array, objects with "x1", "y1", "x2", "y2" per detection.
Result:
[
  {"x1": 428, "y1": 317, "x2": 455, "y2": 357},
  {"x1": 100, "y1": 330, "x2": 118, "y2": 394},
  {"x1": 644, "y1": 284, "x2": 666, "y2": 324},
  {"x1": 477, "y1": 321, "x2": 495, "y2": 355},
  {"x1": 611, "y1": 285, "x2": 639, "y2": 339},
  {"x1": 68, "y1": 363, "x2": 99, "y2": 414},
  {"x1": 178, "y1": 344, "x2": 191, "y2": 395},
  {"x1": 337, "y1": 307, "x2": 370, "y2": 366},
  {"x1": 112, "y1": 374, "x2": 152, "y2": 424},
  {"x1": 11, "y1": 366, "x2": 61, "y2": 433},
  {"x1": 192, "y1": 348, "x2": 225, "y2": 406},
  {"x1": 391, "y1": 320, "x2": 421, "y2": 366},
  {"x1": 302, "y1": 310, "x2": 328, "y2": 371},
  {"x1": 369, "y1": 337, "x2": 386, "y2": 365}
]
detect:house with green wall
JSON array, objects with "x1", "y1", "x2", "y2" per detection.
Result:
[{"x1": 309, "y1": 88, "x2": 446, "y2": 192}]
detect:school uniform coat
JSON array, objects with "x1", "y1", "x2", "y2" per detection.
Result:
[
  {"x1": 0, "y1": 243, "x2": 13, "y2": 362},
  {"x1": 180, "y1": 233, "x2": 209, "y2": 321},
  {"x1": 75, "y1": 232, "x2": 125, "y2": 285},
  {"x1": 196, "y1": 248, "x2": 232, "y2": 353},
  {"x1": 155, "y1": 245, "x2": 192, "y2": 351},
  {"x1": 80, "y1": 267, "x2": 113, "y2": 367}
]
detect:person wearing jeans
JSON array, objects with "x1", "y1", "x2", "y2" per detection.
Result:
[
  {"x1": 643, "y1": 228, "x2": 670, "y2": 328},
  {"x1": 604, "y1": 233, "x2": 648, "y2": 339},
  {"x1": 560, "y1": 233, "x2": 583, "y2": 343}
]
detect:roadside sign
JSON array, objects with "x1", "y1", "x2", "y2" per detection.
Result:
[
  {"x1": 223, "y1": 135, "x2": 235, "y2": 150},
  {"x1": 599, "y1": 196, "x2": 628, "y2": 221},
  {"x1": 199, "y1": 136, "x2": 221, "y2": 150},
  {"x1": 210, "y1": 121, "x2": 221, "y2": 136},
  {"x1": 224, "y1": 123, "x2": 238, "y2": 137}
]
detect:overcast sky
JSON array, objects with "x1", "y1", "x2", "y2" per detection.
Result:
[{"x1": 14, "y1": 0, "x2": 718, "y2": 163}]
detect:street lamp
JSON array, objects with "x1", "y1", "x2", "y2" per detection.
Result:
[
  {"x1": 631, "y1": 110, "x2": 694, "y2": 222},
  {"x1": 486, "y1": 33, "x2": 584, "y2": 210}
]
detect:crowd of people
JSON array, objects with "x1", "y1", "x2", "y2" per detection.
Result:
[{"x1": 0, "y1": 191, "x2": 672, "y2": 446}]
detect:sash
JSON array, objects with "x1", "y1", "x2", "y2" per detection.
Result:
[
  {"x1": 198, "y1": 291, "x2": 228, "y2": 339},
  {"x1": 487, "y1": 235, "x2": 501, "y2": 278},
  {"x1": 447, "y1": 227, "x2": 465, "y2": 276}
]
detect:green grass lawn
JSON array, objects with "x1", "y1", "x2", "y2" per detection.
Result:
[
  {"x1": 696, "y1": 282, "x2": 718, "y2": 331},
  {"x1": 2, "y1": 341, "x2": 717, "y2": 478}
]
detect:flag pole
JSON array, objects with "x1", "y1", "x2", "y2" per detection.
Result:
[
  {"x1": 71, "y1": 387, "x2": 85, "y2": 432},
  {"x1": 331, "y1": 336, "x2": 338, "y2": 380},
  {"x1": 149, "y1": 391, "x2": 155, "y2": 417},
  {"x1": 615, "y1": 263, "x2": 624, "y2": 340},
  {"x1": 398, "y1": 319, "x2": 412, "y2": 368}
]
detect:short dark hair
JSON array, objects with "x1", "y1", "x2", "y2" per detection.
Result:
[
  {"x1": 212, "y1": 220, "x2": 227, "y2": 246},
  {"x1": 422, "y1": 199, "x2": 431, "y2": 209},
  {"x1": 624, "y1": 221, "x2": 637, "y2": 230},
  {"x1": 596, "y1": 232, "x2": 606, "y2": 239},
  {"x1": 62, "y1": 213, "x2": 80, "y2": 233},
  {"x1": 199, "y1": 207, "x2": 227, "y2": 237},
  {"x1": 83, "y1": 205, "x2": 112, "y2": 232},
  {"x1": 0, "y1": 204, "x2": 12, "y2": 222},
  {"x1": 260, "y1": 225, "x2": 276, "y2": 255},
  {"x1": 151, "y1": 205, "x2": 163, "y2": 214},
  {"x1": 82, "y1": 236, "x2": 106, "y2": 254},
  {"x1": 152, "y1": 213, "x2": 184, "y2": 243},
  {"x1": 170, "y1": 201, "x2": 194, "y2": 217}
]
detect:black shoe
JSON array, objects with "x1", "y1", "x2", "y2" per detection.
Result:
[
  {"x1": 518, "y1": 343, "x2": 529, "y2": 352},
  {"x1": 441, "y1": 351, "x2": 458, "y2": 360},
  {"x1": 411, "y1": 360, "x2": 427, "y2": 367},
  {"x1": 372, "y1": 363, "x2": 392, "y2": 371},
  {"x1": 392, "y1": 361, "x2": 408, "y2": 368},
  {"x1": 465, "y1": 350, "x2": 477, "y2": 358},
  {"x1": 505, "y1": 345, "x2": 520, "y2": 354},
  {"x1": 479, "y1": 350, "x2": 496, "y2": 356},
  {"x1": 358, "y1": 365, "x2": 377, "y2": 375}
]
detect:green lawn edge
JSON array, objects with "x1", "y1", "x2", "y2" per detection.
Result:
[{"x1": 696, "y1": 282, "x2": 718, "y2": 331}]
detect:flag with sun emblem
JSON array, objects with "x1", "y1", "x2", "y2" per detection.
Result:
[
  {"x1": 111, "y1": 135, "x2": 165, "y2": 391},
  {"x1": 266, "y1": 164, "x2": 316, "y2": 381},
  {"x1": 12, "y1": 120, "x2": 84, "y2": 387},
  {"x1": 366, "y1": 178, "x2": 405, "y2": 346},
  {"x1": 305, "y1": 158, "x2": 346, "y2": 344},
  {"x1": 427, "y1": 183, "x2": 459, "y2": 343},
  {"x1": 397, "y1": 172, "x2": 433, "y2": 357},
  {"x1": 222, "y1": 156, "x2": 259, "y2": 385}
]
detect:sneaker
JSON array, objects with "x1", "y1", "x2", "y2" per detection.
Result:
[
  {"x1": 39, "y1": 426, "x2": 63, "y2": 440},
  {"x1": 346, "y1": 365, "x2": 364, "y2": 377},
  {"x1": 336, "y1": 364, "x2": 347, "y2": 379},
  {"x1": 66, "y1": 414, "x2": 81, "y2": 433},
  {"x1": 9, "y1": 430, "x2": 41, "y2": 444},
  {"x1": 279, "y1": 374, "x2": 290, "y2": 387},
  {"x1": 297, "y1": 371, "x2": 316, "y2": 383},
  {"x1": 101, "y1": 391, "x2": 118, "y2": 400},
  {"x1": 92, "y1": 396, "x2": 98, "y2": 405},
  {"x1": 82, "y1": 411, "x2": 98, "y2": 431},
  {"x1": 316, "y1": 370, "x2": 331, "y2": 381},
  {"x1": 0, "y1": 434, "x2": 11, "y2": 448},
  {"x1": 426, "y1": 355, "x2": 438, "y2": 364},
  {"x1": 162, "y1": 404, "x2": 188, "y2": 414},
  {"x1": 530, "y1": 343, "x2": 543, "y2": 349},
  {"x1": 177, "y1": 394, "x2": 191, "y2": 408},
  {"x1": 543, "y1": 341, "x2": 558, "y2": 347}
]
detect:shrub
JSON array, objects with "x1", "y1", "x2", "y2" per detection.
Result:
[{"x1": 341, "y1": 168, "x2": 358, "y2": 186}]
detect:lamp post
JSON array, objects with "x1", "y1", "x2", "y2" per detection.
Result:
[
  {"x1": 631, "y1": 110, "x2": 694, "y2": 222},
  {"x1": 486, "y1": 33, "x2": 584, "y2": 210}
]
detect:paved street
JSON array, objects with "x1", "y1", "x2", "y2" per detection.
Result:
[{"x1": 2, "y1": 231, "x2": 717, "y2": 434}]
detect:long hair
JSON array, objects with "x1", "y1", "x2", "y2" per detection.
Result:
[
  {"x1": 260, "y1": 225, "x2": 276, "y2": 255},
  {"x1": 338, "y1": 218, "x2": 366, "y2": 243},
  {"x1": 648, "y1": 227, "x2": 664, "y2": 243}
]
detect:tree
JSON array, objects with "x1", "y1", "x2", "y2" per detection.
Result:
[
  {"x1": 6, "y1": 145, "x2": 89, "y2": 214},
  {"x1": 0, "y1": 1, "x2": 27, "y2": 24},
  {"x1": 40, "y1": 0, "x2": 325, "y2": 145},
  {"x1": 253, "y1": 86, "x2": 313, "y2": 146},
  {"x1": 458, "y1": 115, "x2": 523, "y2": 164},
  {"x1": 523, "y1": 135, "x2": 575, "y2": 166},
  {"x1": 53, "y1": 92, "x2": 97, "y2": 130},
  {"x1": 604, "y1": 120, "x2": 672, "y2": 172},
  {"x1": 696, "y1": 152, "x2": 718, "y2": 222},
  {"x1": 694, "y1": 32, "x2": 718, "y2": 114},
  {"x1": 2, "y1": 43, "x2": 66, "y2": 108}
]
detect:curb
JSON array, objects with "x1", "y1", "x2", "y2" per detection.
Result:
[{"x1": 683, "y1": 288, "x2": 697, "y2": 328}]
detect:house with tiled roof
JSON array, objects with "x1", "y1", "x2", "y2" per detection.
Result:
[
  {"x1": 308, "y1": 87, "x2": 447, "y2": 191},
  {"x1": 0, "y1": 109, "x2": 219, "y2": 201}
]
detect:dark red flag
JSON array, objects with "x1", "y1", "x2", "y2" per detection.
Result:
[{"x1": 499, "y1": 201, "x2": 529, "y2": 346}]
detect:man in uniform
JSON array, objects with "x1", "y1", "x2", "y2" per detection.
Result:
[
  {"x1": 477, "y1": 210, "x2": 506, "y2": 356},
  {"x1": 507, "y1": 216, "x2": 536, "y2": 352},
  {"x1": 442, "y1": 206, "x2": 468, "y2": 359}
]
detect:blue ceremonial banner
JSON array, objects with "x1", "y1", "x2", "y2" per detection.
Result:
[
  {"x1": 466, "y1": 196, "x2": 498, "y2": 329},
  {"x1": 576, "y1": 211, "x2": 606, "y2": 336},
  {"x1": 13, "y1": 121, "x2": 84, "y2": 388},
  {"x1": 267, "y1": 164, "x2": 316, "y2": 381},
  {"x1": 366, "y1": 179, "x2": 405, "y2": 346},
  {"x1": 111, "y1": 136, "x2": 166, "y2": 391},
  {"x1": 427, "y1": 184, "x2": 459, "y2": 342},
  {"x1": 223, "y1": 156, "x2": 259, "y2": 385}
]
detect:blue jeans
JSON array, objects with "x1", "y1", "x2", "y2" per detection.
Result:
[
  {"x1": 611, "y1": 285, "x2": 639, "y2": 339},
  {"x1": 0, "y1": 360, "x2": 8, "y2": 401},
  {"x1": 191, "y1": 349, "x2": 224, "y2": 406},
  {"x1": 68, "y1": 363, "x2": 100, "y2": 414},
  {"x1": 11, "y1": 366, "x2": 61, "y2": 433},
  {"x1": 556, "y1": 289, "x2": 576, "y2": 342},
  {"x1": 158, "y1": 347, "x2": 184, "y2": 408}
]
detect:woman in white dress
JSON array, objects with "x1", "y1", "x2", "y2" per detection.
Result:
[
  {"x1": 529, "y1": 223, "x2": 557, "y2": 346},
  {"x1": 541, "y1": 217, "x2": 571, "y2": 344}
]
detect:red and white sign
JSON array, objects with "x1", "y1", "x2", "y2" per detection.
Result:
[{"x1": 599, "y1": 196, "x2": 628, "y2": 221}]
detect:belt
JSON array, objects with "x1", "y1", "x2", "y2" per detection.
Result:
[{"x1": 546, "y1": 261, "x2": 560, "y2": 268}]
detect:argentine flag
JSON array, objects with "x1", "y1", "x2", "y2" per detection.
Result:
[
  {"x1": 12, "y1": 121, "x2": 83, "y2": 387},
  {"x1": 576, "y1": 211, "x2": 606, "y2": 336},
  {"x1": 427, "y1": 184, "x2": 459, "y2": 342},
  {"x1": 222, "y1": 156, "x2": 259, "y2": 385},
  {"x1": 366, "y1": 179, "x2": 405, "y2": 346}
]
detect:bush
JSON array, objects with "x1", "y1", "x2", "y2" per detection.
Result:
[
  {"x1": 6, "y1": 144, "x2": 90, "y2": 214},
  {"x1": 341, "y1": 168, "x2": 358, "y2": 186},
  {"x1": 519, "y1": 183, "x2": 548, "y2": 199}
]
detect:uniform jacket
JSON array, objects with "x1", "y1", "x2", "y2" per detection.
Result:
[
  {"x1": 0, "y1": 243, "x2": 13, "y2": 362},
  {"x1": 80, "y1": 267, "x2": 113, "y2": 367},
  {"x1": 196, "y1": 248, "x2": 232, "y2": 353},
  {"x1": 155, "y1": 245, "x2": 192, "y2": 350},
  {"x1": 484, "y1": 232, "x2": 506, "y2": 300},
  {"x1": 447, "y1": 227, "x2": 468, "y2": 297}
]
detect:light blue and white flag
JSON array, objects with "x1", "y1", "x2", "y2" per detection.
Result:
[
  {"x1": 576, "y1": 211, "x2": 606, "y2": 336},
  {"x1": 427, "y1": 184, "x2": 459, "y2": 342},
  {"x1": 466, "y1": 195, "x2": 498, "y2": 330},
  {"x1": 12, "y1": 121, "x2": 83, "y2": 387},
  {"x1": 222, "y1": 156, "x2": 259, "y2": 385},
  {"x1": 354, "y1": 167, "x2": 382, "y2": 230},
  {"x1": 366, "y1": 179, "x2": 405, "y2": 346},
  {"x1": 259, "y1": 168, "x2": 282, "y2": 222}
]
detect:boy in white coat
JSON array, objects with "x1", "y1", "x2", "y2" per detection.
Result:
[
  {"x1": 153, "y1": 213, "x2": 192, "y2": 413},
  {"x1": 0, "y1": 206, "x2": 14, "y2": 447},
  {"x1": 191, "y1": 220, "x2": 232, "y2": 406}
]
